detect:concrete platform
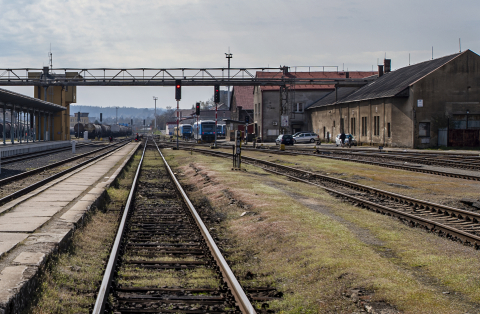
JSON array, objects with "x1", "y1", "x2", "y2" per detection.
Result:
[
  {"x1": 0, "y1": 142, "x2": 139, "y2": 314},
  {"x1": 0, "y1": 140, "x2": 72, "y2": 158}
]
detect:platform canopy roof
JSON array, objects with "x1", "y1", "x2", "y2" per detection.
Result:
[{"x1": 0, "y1": 88, "x2": 66, "y2": 112}]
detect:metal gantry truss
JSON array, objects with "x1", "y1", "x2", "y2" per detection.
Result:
[{"x1": 0, "y1": 67, "x2": 373, "y2": 87}]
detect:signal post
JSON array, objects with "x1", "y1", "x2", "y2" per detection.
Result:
[
  {"x1": 213, "y1": 85, "x2": 220, "y2": 148},
  {"x1": 175, "y1": 80, "x2": 181, "y2": 150}
]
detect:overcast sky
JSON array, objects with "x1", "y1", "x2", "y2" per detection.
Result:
[{"x1": 1, "y1": 0, "x2": 478, "y2": 110}]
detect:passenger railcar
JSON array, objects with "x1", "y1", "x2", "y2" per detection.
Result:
[
  {"x1": 216, "y1": 124, "x2": 226, "y2": 139},
  {"x1": 193, "y1": 120, "x2": 216, "y2": 143},
  {"x1": 175, "y1": 124, "x2": 192, "y2": 139}
]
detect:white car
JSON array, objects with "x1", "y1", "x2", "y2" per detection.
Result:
[
  {"x1": 293, "y1": 132, "x2": 319, "y2": 143},
  {"x1": 335, "y1": 134, "x2": 357, "y2": 146}
]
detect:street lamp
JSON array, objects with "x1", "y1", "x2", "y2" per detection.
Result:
[
  {"x1": 225, "y1": 52, "x2": 233, "y2": 109},
  {"x1": 153, "y1": 96, "x2": 158, "y2": 133}
]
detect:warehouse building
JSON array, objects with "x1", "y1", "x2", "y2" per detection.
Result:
[
  {"x1": 254, "y1": 70, "x2": 375, "y2": 142},
  {"x1": 307, "y1": 50, "x2": 480, "y2": 148}
]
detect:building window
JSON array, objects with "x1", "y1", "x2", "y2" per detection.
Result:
[
  {"x1": 350, "y1": 117, "x2": 356, "y2": 135},
  {"x1": 387, "y1": 123, "x2": 391, "y2": 138},
  {"x1": 293, "y1": 103, "x2": 304, "y2": 113},
  {"x1": 419, "y1": 122, "x2": 430, "y2": 137},
  {"x1": 361, "y1": 117, "x2": 367, "y2": 136},
  {"x1": 374, "y1": 116, "x2": 380, "y2": 136},
  {"x1": 333, "y1": 120, "x2": 336, "y2": 127},
  {"x1": 323, "y1": 126, "x2": 326, "y2": 139}
]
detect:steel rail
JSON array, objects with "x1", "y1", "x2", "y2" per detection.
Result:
[
  {"x1": 0, "y1": 140, "x2": 132, "y2": 207},
  {"x1": 0, "y1": 140, "x2": 129, "y2": 186},
  {"x1": 0, "y1": 142, "x2": 93, "y2": 165},
  {"x1": 93, "y1": 139, "x2": 146, "y2": 314},
  {"x1": 170, "y1": 141, "x2": 480, "y2": 181},
  {"x1": 262, "y1": 167, "x2": 480, "y2": 248},
  {"x1": 245, "y1": 147, "x2": 480, "y2": 181},
  {"x1": 163, "y1": 144, "x2": 480, "y2": 246},
  {"x1": 152, "y1": 139, "x2": 256, "y2": 314}
]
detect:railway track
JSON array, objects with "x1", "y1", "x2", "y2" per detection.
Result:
[
  {"x1": 162, "y1": 143, "x2": 480, "y2": 250},
  {"x1": 0, "y1": 139, "x2": 132, "y2": 207},
  {"x1": 166, "y1": 140, "x2": 480, "y2": 181},
  {"x1": 0, "y1": 141, "x2": 94, "y2": 165},
  {"x1": 0, "y1": 139, "x2": 130, "y2": 187},
  {"x1": 93, "y1": 138, "x2": 261, "y2": 314}
]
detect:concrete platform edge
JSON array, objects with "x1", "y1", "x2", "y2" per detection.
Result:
[{"x1": 0, "y1": 142, "x2": 140, "y2": 314}]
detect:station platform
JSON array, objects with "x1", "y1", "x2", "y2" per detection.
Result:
[
  {"x1": 0, "y1": 142, "x2": 140, "y2": 314},
  {"x1": 0, "y1": 140, "x2": 72, "y2": 158}
]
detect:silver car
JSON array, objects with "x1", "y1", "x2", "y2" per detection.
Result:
[{"x1": 293, "y1": 132, "x2": 319, "y2": 143}]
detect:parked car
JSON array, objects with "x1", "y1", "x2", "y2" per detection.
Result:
[
  {"x1": 293, "y1": 132, "x2": 319, "y2": 143},
  {"x1": 293, "y1": 131, "x2": 310, "y2": 137},
  {"x1": 335, "y1": 134, "x2": 357, "y2": 146},
  {"x1": 275, "y1": 134, "x2": 294, "y2": 145}
]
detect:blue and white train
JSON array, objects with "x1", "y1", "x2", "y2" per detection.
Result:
[
  {"x1": 193, "y1": 120, "x2": 216, "y2": 143},
  {"x1": 174, "y1": 124, "x2": 193, "y2": 139},
  {"x1": 216, "y1": 124, "x2": 226, "y2": 139}
]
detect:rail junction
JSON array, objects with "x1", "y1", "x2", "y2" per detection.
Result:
[{"x1": 160, "y1": 141, "x2": 480, "y2": 249}]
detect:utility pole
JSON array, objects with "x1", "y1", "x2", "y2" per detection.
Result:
[
  {"x1": 115, "y1": 107, "x2": 119, "y2": 124},
  {"x1": 225, "y1": 51, "x2": 232, "y2": 109},
  {"x1": 153, "y1": 96, "x2": 158, "y2": 132}
]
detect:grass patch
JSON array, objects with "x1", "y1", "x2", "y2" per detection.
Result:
[{"x1": 163, "y1": 148, "x2": 480, "y2": 313}]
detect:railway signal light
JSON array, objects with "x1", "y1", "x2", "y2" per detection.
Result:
[
  {"x1": 245, "y1": 115, "x2": 249, "y2": 124},
  {"x1": 214, "y1": 85, "x2": 220, "y2": 103},
  {"x1": 175, "y1": 80, "x2": 182, "y2": 100},
  {"x1": 195, "y1": 102, "x2": 200, "y2": 116}
]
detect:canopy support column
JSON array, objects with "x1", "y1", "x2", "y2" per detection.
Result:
[
  {"x1": 11, "y1": 106, "x2": 14, "y2": 145},
  {"x1": 2, "y1": 104, "x2": 5, "y2": 145}
]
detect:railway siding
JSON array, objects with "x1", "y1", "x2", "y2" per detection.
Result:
[
  {"x1": 0, "y1": 142, "x2": 140, "y2": 314},
  {"x1": 161, "y1": 145, "x2": 480, "y2": 313}
]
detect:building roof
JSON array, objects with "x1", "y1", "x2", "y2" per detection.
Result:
[
  {"x1": 337, "y1": 52, "x2": 463, "y2": 104},
  {"x1": 232, "y1": 86, "x2": 254, "y2": 110},
  {"x1": 306, "y1": 87, "x2": 361, "y2": 110},
  {"x1": 0, "y1": 88, "x2": 66, "y2": 112},
  {"x1": 256, "y1": 71, "x2": 377, "y2": 91}
]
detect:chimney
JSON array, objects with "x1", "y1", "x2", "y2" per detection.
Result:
[
  {"x1": 384, "y1": 59, "x2": 391, "y2": 73},
  {"x1": 378, "y1": 65, "x2": 384, "y2": 77},
  {"x1": 345, "y1": 72, "x2": 349, "y2": 79}
]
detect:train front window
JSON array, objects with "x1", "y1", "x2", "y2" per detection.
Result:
[{"x1": 202, "y1": 124, "x2": 215, "y2": 132}]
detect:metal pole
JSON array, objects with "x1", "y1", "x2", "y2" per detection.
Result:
[
  {"x1": 25, "y1": 111, "x2": 28, "y2": 143},
  {"x1": 176, "y1": 100, "x2": 179, "y2": 149},
  {"x1": 153, "y1": 96, "x2": 158, "y2": 133},
  {"x1": 11, "y1": 106, "x2": 14, "y2": 144},
  {"x1": 2, "y1": 104, "x2": 5, "y2": 145},
  {"x1": 32, "y1": 109, "x2": 35, "y2": 142},
  {"x1": 51, "y1": 113, "x2": 54, "y2": 141},
  {"x1": 43, "y1": 112, "x2": 46, "y2": 141},
  {"x1": 215, "y1": 102, "x2": 218, "y2": 147},
  {"x1": 226, "y1": 52, "x2": 232, "y2": 109}
]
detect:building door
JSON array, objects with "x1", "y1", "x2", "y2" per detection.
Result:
[{"x1": 438, "y1": 128, "x2": 447, "y2": 146}]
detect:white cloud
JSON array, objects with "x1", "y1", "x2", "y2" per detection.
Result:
[{"x1": 0, "y1": 0, "x2": 479, "y2": 108}]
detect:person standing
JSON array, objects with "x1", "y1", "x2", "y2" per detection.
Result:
[{"x1": 340, "y1": 132, "x2": 346, "y2": 147}]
